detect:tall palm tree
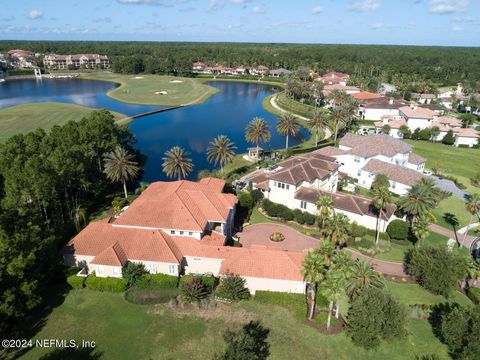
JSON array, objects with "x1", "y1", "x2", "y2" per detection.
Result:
[
  {"x1": 245, "y1": 117, "x2": 271, "y2": 160},
  {"x1": 103, "y1": 146, "x2": 140, "y2": 199},
  {"x1": 162, "y1": 146, "x2": 194, "y2": 180},
  {"x1": 412, "y1": 215, "x2": 431, "y2": 246},
  {"x1": 372, "y1": 186, "x2": 392, "y2": 245},
  {"x1": 316, "y1": 195, "x2": 334, "y2": 237},
  {"x1": 206, "y1": 135, "x2": 236, "y2": 176},
  {"x1": 322, "y1": 270, "x2": 345, "y2": 329},
  {"x1": 346, "y1": 260, "x2": 384, "y2": 299},
  {"x1": 329, "y1": 108, "x2": 346, "y2": 142},
  {"x1": 326, "y1": 213, "x2": 350, "y2": 248},
  {"x1": 309, "y1": 111, "x2": 329, "y2": 147},
  {"x1": 398, "y1": 181, "x2": 437, "y2": 225},
  {"x1": 301, "y1": 249, "x2": 327, "y2": 321},
  {"x1": 276, "y1": 113, "x2": 299, "y2": 149},
  {"x1": 71, "y1": 205, "x2": 87, "y2": 232},
  {"x1": 463, "y1": 193, "x2": 480, "y2": 247}
]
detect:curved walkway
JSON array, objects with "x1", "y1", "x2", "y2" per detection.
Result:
[
  {"x1": 430, "y1": 223, "x2": 477, "y2": 249},
  {"x1": 270, "y1": 94, "x2": 332, "y2": 140},
  {"x1": 238, "y1": 223, "x2": 406, "y2": 276}
]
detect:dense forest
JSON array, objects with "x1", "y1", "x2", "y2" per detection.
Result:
[{"x1": 1, "y1": 41, "x2": 479, "y2": 87}]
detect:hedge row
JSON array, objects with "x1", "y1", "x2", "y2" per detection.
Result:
[
  {"x1": 85, "y1": 273, "x2": 127, "y2": 293},
  {"x1": 179, "y1": 274, "x2": 216, "y2": 292},
  {"x1": 135, "y1": 273, "x2": 178, "y2": 290},
  {"x1": 262, "y1": 199, "x2": 316, "y2": 225},
  {"x1": 347, "y1": 222, "x2": 390, "y2": 241},
  {"x1": 67, "y1": 275, "x2": 85, "y2": 289}
]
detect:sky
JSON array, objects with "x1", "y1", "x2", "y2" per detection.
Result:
[{"x1": 0, "y1": 0, "x2": 479, "y2": 46}]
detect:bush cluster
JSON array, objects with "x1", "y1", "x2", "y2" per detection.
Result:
[
  {"x1": 179, "y1": 274, "x2": 216, "y2": 292},
  {"x1": 292, "y1": 209, "x2": 316, "y2": 225},
  {"x1": 262, "y1": 199, "x2": 315, "y2": 224},
  {"x1": 347, "y1": 222, "x2": 367, "y2": 238},
  {"x1": 467, "y1": 287, "x2": 480, "y2": 304},
  {"x1": 180, "y1": 276, "x2": 211, "y2": 303},
  {"x1": 136, "y1": 273, "x2": 178, "y2": 289},
  {"x1": 67, "y1": 275, "x2": 85, "y2": 289},
  {"x1": 386, "y1": 219, "x2": 409, "y2": 240},
  {"x1": 85, "y1": 272, "x2": 127, "y2": 293},
  {"x1": 216, "y1": 275, "x2": 250, "y2": 301}
]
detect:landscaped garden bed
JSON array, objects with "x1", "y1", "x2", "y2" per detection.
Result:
[{"x1": 124, "y1": 288, "x2": 179, "y2": 305}]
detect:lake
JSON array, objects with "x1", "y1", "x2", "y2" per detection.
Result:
[{"x1": 0, "y1": 79, "x2": 307, "y2": 181}]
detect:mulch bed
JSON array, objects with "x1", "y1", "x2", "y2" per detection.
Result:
[{"x1": 303, "y1": 309, "x2": 344, "y2": 334}]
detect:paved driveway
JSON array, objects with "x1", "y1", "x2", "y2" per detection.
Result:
[
  {"x1": 237, "y1": 223, "x2": 319, "y2": 251},
  {"x1": 431, "y1": 175, "x2": 468, "y2": 200}
]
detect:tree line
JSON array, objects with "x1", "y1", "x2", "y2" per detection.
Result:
[{"x1": 1, "y1": 41, "x2": 479, "y2": 86}]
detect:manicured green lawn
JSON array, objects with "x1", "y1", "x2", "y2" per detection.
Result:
[
  {"x1": 433, "y1": 196, "x2": 471, "y2": 228},
  {"x1": 386, "y1": 281, "x2": 472, "y2": 307},
  {"x1": 405, "y1": 139, "x2": 480, "y2": 193},
  {"x1": 80, "y1": 72, "x2": 218, "y2": 106},
  {"x1": 10, "y1": 289, "x2": 453, "y2": 360},
  {"x1": 0, "y1": 102, "x2": 126, "y2": 142}
]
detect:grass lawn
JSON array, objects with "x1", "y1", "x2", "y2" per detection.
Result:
[
  {"x1": 386, "y1": 281, "x2": 472, "y2": 307},
  {"x1": 0, "y1": 102, "x2": 127, "y2": 142},
  {"x1": 9, "y1": 289, "x2": 454, "y2": 360},
  {"x1": 405, "y1": 139, "x2": 480, "y2": 194},
  {"x1": 433, "y1": 196, "x2": 471, "y2": 228},
  {"x1": 275, "y1": 92, "x2": 317, "y2": 119},
  {"x1": 80, "y1": 72, "x2": 218, "y2": 106}
]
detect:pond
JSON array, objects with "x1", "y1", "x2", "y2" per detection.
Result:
[{"x1": 0, "y1": 79, "x2": 307, "y2": 181}]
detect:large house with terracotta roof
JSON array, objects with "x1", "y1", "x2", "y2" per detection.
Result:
[
  {"x1": 243, "y1": 152, "x2": 397, "y2": 230},
  {"x1": 357, "y1": 97, "x2": 408, "y2": 121},
  {"x1": 319, "y1": 71, "x2": 350, "y2": 85},
  {"x1": 315, "y1": 134, "x2": 425, "y2": 195},
  {"x1": 64, "y1": 178, "x2": 307, "y2": 294}
]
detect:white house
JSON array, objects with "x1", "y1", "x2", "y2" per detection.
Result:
[
  {"x1": 453, "y1": 128, "x2": 480, "y2": 147},
  {"x1": 315, "y1": 134, "x2": 425, "y2": 195},
  {"x1": 358, "y1": 97, "x2": 407, "y2": 121},
  {"x1": 417, "y1": 94, "x2": 436, "y2": 104}
]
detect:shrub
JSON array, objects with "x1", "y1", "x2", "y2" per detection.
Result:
[
  {"x1": 216, "y1": 275, "x2": 250, "y2": 301},
  {"x1": 250, "y1": 189, "x2": 264, "y2": 204},
  {"x1": 179, "y1": 274, "x2": 216, "y2": 292},
  {"x1": 180, "y1": 276, "x2": 210, "y2": 303},
  {"x1": 303, "y1": 212, "x2": 316, "y2": 226},
  {"x1": 404, "y1": 246, "x2": 467, "y2": 296},
  {"x1": 67, "y1": 275, "x2": 85, "y2": 289},
  {"x1": 293, "y1": 209, "x2": 305, "y2": 224},
  {"x1": 136, "y1": 273, "x2": 178, "y2": 290},
  {"x1": 348, "y1": 222, "x2": 367, "y2": 238},
  {"x1": 238, "y1": 192, "x2": 254, "y2": 209},
  {"x1": 386, "y1": 219, "x2": 409, "y2": 240},
  {"x1": 122, "y1": 262, "x2": 148, "y2": 287},
  {"x1": 112, "y1": 196, "x2": 128, "y2": 214},
  {"x1": 371, "y1": 174, "x2": 389, "y2": 191},
  {"x1": 467, "y1": 287, "x2": 480, "y2": 304},
  {"x1": 442, "y1": 130, "x2": 455, "y2": 145},
  {"x1": 261, "y1": 199, "x2": 294, "y2": 221},
  {"x1": 85, "y1": 273, "x2": 127, "y2": 293}
]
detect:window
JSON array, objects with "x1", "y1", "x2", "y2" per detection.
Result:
[
  {"x1": 170, "y1": 230, "x2": 175, "y2": 235},
  {"x1": 180, "y1": 231, "x2": 184, "y2": 235},
  {"x1": 354, "y1": 156, "x2": 360, "y2": 163},
  {"x1": 286, "y1": 184, "x2": 290, "y2": 190},
  {"x1": 357, "y1": 170, "x2": 361, "y2": 177},
  {"x1": 149, "y1": 263, "x2": 156, "y2": 274},
  {"x1": 97, "y1": 265, "x2": 104, "y2": 276},
  {"x1": 391, "y1": 181, "x2": 396, "y2": 189},
  {"x1": 300, "y1": 201, "x2": 307, "y2": 210},
  {"x1": 189, "y1": 232, "x2": 193, "y2": 236},
  {"x1": 168, "y1": 265, "x2": 176, "y2": 275}
]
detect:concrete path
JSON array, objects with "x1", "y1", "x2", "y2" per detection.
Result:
[
  {"x1": 344, "y1": 248, "x2": 407, "y2": 277},
  {"x1": 430, "y1": 223, "x2": 477, "y2": 249},
  {"x1": 270, "y1": 94, "x2": 333, "y2": 140}
]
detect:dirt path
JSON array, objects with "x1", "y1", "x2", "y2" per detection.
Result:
[{"x1": 270, "y1": 94, "x2": 332, "y2": 140}]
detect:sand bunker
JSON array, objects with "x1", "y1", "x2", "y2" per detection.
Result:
[
  {"x1": 133, "y1": 76, "x2": 144, "y2": 79},
  {"x1": 170, "y1": 80, "x2": 183, "y2": 83},
  {"x1": 154, "y1": 91, "x2": 168, "y2": 95}
]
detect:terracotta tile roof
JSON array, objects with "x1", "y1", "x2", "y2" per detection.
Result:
[
  {"x1": 374, "y1": 118, "x2": 407, "y2": 129},
  {"x1": 113, "y1": 178, "x2": 236, "y2": 231},
  {"x1": 352, "y1": 92, "x2": 384, "y2": 100},
  {"x1": 323, "y1": 84, "x2": 359, "y2": 95},
  {"x1": 64, "y1": 222, "x2": 182, "y2": 264},
  {"x1": 339, "y1": 134, "x2": 412, "y2": 158},
  {"x1": 399, "y1": 106, "x2": 435, "y2": 119},
  {"x1": 408, "y1": 153, "x2": 426, "y2": 165},
  {"x1": 294, "y1": 187, "x2": 396, "y2": 221},
  {"x1": 435, "y1": 116, "x2": 462, "y2": 128},
  {"x1": 362, "y1": 159, "x2": 424, "y2": 186},
  {"x1": 453, "y1": 128, "x2": 480, "y2": 138},
  {"x1": 418, "y1": 104, "x2": 446, "y2": 111},
  {"x1": 322, "y1": 71, "x2": 350, "y2": 79},
  {"x1": 419, "y1": 93, "x2": 436, "y2": 99},
  {"x1": 200, "y1": 231, "x2": 227, "y2": 246},
  {"x1": 360, "y1": 97, "x2": 407, "y2": 109},
  {"x1": 313, "y1": 146, "x2": 349, "y2": 157}
]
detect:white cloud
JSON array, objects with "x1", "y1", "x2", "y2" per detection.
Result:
[
  {"x1": 312, "y1": 5, "x2": 324, "y2": 14},
  {"x1": 452, "y1": 25, "x2": 463, "y2": 31},
  {"x1": 251, "y1": 4, "x2": 265, "y2": 14},
  {"x1": 347, "y1": 0, "x2": 380, "y2": 12},
  {"x1": 429, "y1": 0, "x2": 468, "y2": 14},
  {"x1": 231, "y1": 0, "x2": 250, "y2": 4},
  {"x1": 29, "y1": 10, "x2": 43, "y2": 20},
  {"x1": 371, "y1": 22, "x2": 384, "y2": 29},
  {"x1": 208, "y1": 0, "x2": 224, "y2": 11}
]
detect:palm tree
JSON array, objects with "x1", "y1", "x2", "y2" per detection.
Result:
[
  {"x1": 346, "y1": 260, "x2": 384, "y2": 299},
  {"x1": 398, "y1": 181, "x2": 437, "y2": 224},
  {"x1": 103, "y1": 146, "x2": 140, "y2": 199},
  {"x1": 206, "y1": 135, "x2": 236, "y2": 176},
  {"x1": 463, "y1": 193, "x2": 480, "y2": 247},
  {"x1": 412, "y1": 215, "x2": 431, "y2": 245},
  {"x1": 309, "y1": 111, "x2": 329, "y2": 147},
  {"x1": 372, "y1": 186, "x2": 392, "y2": 245},
  {"x1": 71, "y1": 205, "x2": 87, "y2": 232},
  {"x1": 276, "y1": 113, "x2": 299, "y2": 149},
  {"x1": 245, "y1": 117, "x2": 271, "y2": 160},
  {"x1": 301, "y1": 249, "x2": 327, "y2": 321},
  {"x1": 316, "y1": 195, "x2": 334, "y2": 237},
  {"x1": 162, "y1": 146, "x2": 194, "y2": 180},
  {"x1": 322, "y1": 270, "x2": 345, "y2": 329},
  {"x1": 326, "y1": 213, "x2": 350, "y2": 248},
  {"x1": 329, "y1": 108, "x2": 346, "y2": 142}
]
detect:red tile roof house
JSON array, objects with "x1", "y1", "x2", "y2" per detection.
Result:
[
  {"x1": 315, "y1": 134, "x2": 425, "y2": 196},
  {"x1": 357, "y1": 97, "x2": 408, "y2": 121},
  {"x1": 319, "y1": 71, "x2": 350, "y2": 85},
  {"x1": 63, "y1": 178, "x2": 307, "y2": 294},
  {"x1": 242, "y1": 152, "x2": 397, "y2": 230}
]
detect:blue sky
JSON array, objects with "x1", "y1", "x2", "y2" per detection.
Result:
[{"x1": 0, "y1": 0, "x2": 479, "y2": 46}]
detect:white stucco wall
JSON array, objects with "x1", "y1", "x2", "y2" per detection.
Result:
[
  {"x1": 183, "y1": 256, "x2": 223, "y2": 276},
  {"x1": 455, "y1": 136, "x2": 478, "y2": 147},
  {"x1": 407, "y1": 118, "x2": 432, "y2": 131},
  {"x1": 243, "y1": 276, "x2": 306, "y2": 294},
  {"x1": 358, "y1": 170, "x2": 411, "y2": 195},
  {"x1": 363, "y1": 108, "x2": 400, "y2": 121},
  {"x1": 267, "y1": 180, "x2": 297, "y2": 208}
]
